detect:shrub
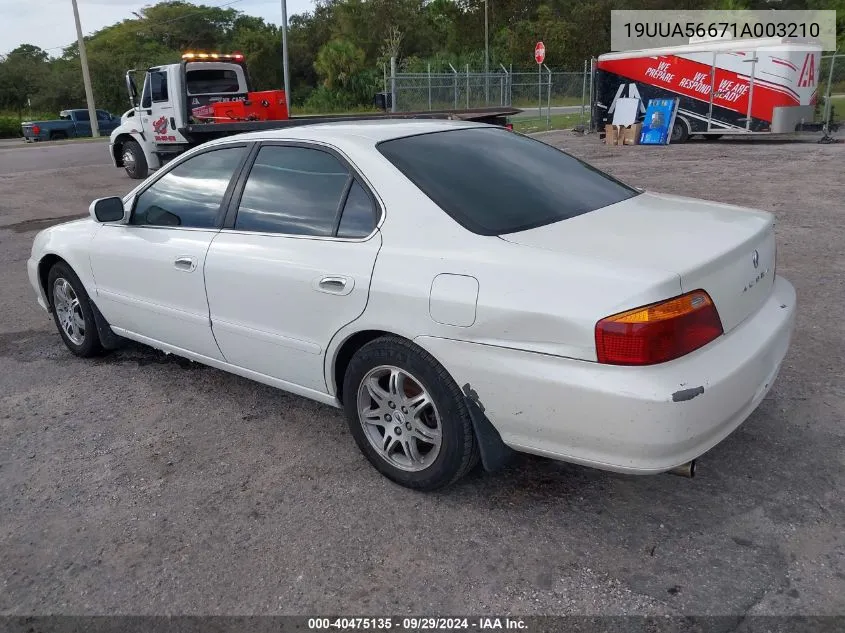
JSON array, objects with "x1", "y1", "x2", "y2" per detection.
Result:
[{"x1": 0, "y1": 115, "x2": 22, "y2": 138}]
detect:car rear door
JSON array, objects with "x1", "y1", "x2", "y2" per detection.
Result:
[
  {"x1": 204, "y1": 142, "x2": 383, "y2": 394},
  {"x1": 89, "y1": 143, "x2": 251, "y2": 360}
]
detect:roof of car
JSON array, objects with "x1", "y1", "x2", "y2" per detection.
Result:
[{"x1": 213, "y1": 119, "x2": 486, "y2": 147}]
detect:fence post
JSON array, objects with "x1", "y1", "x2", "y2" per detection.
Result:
[
  {"x1": 499, "y1": 64, "x2": 508, "y2": 107},
  {"x1": 822, "y1": 51, "x2": 838, "y2": 137},
  {"x1": 589, "y1": 57, "x2": 596, "y2": 131},
  {"x1": 449, "y1": 63, "x2": 458, "y2": 109},
  {"x1": 581, "y1": 58, "x2": 588, "y2": 125},
  {"x1": 390, "y1": 56, "x2": 397, "y2": 113},
  {"x1": 428, "y1": 63, "x2": 432, "y2": 111},
  {"x1": 544, "y1": 63, "x2": 551, "y2": 128},
  {"x1": 466, "y1": 64, "x2": 470, "y2": 109},
  {"x1": 509, "y1": 64, "x2": 513, "y2": 106},
  {"x1": 538, "y1": 63, "x2": 542, "y2": 117}
]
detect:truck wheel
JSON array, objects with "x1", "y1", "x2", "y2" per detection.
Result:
[
  {"x1": 50, "y1": 131, "x2": 68, "y2": 141},
  {"x1": 670, "y1": 118, "x2": 690, "y2": 144},
  {"x1": 122, "y1": 140, "x2": 149, "y2": 180},
  {"x1": 343, "y1": 336, "x2": 479, "y2": 491}
]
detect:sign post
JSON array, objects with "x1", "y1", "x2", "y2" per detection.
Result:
[{"x1": 534, "y1": 41, "x2": 545, "y2": 117}]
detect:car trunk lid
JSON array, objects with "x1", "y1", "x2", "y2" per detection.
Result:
[{"x1": 499, "y1": 191, "x2": 776, "y2": 333}]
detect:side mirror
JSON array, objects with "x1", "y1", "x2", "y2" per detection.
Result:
[
  {"x1": 125, "y1": 72, "x2": 138, "y2": 108},
  {"x1": 89, "y1": 197, "x2": 128, "y2": 223}
]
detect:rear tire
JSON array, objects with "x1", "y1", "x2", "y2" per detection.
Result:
[
  {"x1": 342, "y1": 336, "x2": 479, "y2": 491},
  {"x1": 47, "y1": 262, "x2": 104, "y2": 358},
  {"x1": 670, "y1": 118, "x2": 690, "y2": 143},
  {"x1": 122, "y1": 139, "x2": 149, "y2": 180}
]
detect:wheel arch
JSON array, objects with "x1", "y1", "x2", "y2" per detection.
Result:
[
  {"x1": 330, "y1": 329, "x2": 393, "y2": 405},
  {"x1": 111, "y1": 132, "x2": 135, "y2": 167},
  {"x1": 111, "y1": 131, "x2": 158, "y2": 170},
  {"x1": 38, "y1": 253, "x2": 122, "y2": 349},
  {"x1": 37, "y1": 253, "x2": 67, "y2": 309},
  {"x1": 330, "y1": 328, "x2": 513, "y2": 474}
]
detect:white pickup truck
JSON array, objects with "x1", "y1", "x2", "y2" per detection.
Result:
[{"x1": 109, "y1": 52, "x2": 520, "y2": 179}]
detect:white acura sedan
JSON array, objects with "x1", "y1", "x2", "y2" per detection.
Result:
[{"x1": 28, "y1": 121, "x2": 795, "y2": 490}]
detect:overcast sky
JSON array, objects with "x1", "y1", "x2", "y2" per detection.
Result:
[{"x1": 0, "y1": 0, "x2": 315, "y2": 56}]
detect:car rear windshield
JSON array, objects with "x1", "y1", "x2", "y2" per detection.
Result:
[
  {"x1": 187, "y1": 69, "x2": 240, "y2": 95},
  {"x1": 377, "y1": 127, "x2": 640, "y2": 235}
]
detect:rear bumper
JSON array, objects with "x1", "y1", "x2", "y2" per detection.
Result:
[{"x1": 415, "y1": 275, "x2": 796, "y2": 474}]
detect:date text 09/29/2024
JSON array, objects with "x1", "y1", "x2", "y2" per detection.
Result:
[{"x1": 307, "y1": 617, "x2": 527, "y2": 630}]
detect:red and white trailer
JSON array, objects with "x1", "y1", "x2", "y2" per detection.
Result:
[{"x1": 593, "y1": 37, "x2": 822, "y2": 142}]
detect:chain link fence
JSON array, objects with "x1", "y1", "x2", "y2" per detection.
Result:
[
  {"x1": 818, "y1": 53, "x2": 843, "y2": 133},
  {"x1": 385, "y1": 52, "x2": 841, "y2": 134},
  {"x1": 384, "y1": 59, "x2": 593, "y2": 129}
]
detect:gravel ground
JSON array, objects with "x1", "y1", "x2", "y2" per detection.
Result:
[{"x1": 0, "y1": 134, "x2": 843, "y2": 621}]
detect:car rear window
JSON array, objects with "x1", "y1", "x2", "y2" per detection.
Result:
[
  {"x1": 187, "y1": 69, "x2": 240, "y2": 95},
  {"x1": 377, "y1": 127, "x2": 639, "y2": 236}
]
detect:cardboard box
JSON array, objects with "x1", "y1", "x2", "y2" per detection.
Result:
[
  {"x1": 622, "y1": 122, "x2": 643, "y2": 145},
  {"x1": 604, "y1": 124, "x2": 620, "y2": 145}
]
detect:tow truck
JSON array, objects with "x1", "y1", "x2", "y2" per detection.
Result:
[{"x1": 110, "y1": 52, "x2": 520, "y2": 179}]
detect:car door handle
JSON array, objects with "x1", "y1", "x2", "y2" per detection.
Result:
[
  {"x1": 174, "y1": 256, "x2": 197, "y2": 272},
  {"x1": 315, "y1": 275, "x2": 353, "y2": 295}
]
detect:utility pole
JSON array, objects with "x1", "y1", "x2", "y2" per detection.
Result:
[
  {"x1": 280, "y1": 0, "x2": 291, "y2": 115},
  {"x1": 484, "y1": 0, "x2": 489, "y2": 105},
  {"x1": 71, "y1": 0, "x2": 99, "y2": 137}
]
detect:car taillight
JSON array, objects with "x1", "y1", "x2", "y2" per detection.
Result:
[
  {"x1": 505, "y1": 123, "x2": 514, "y2": 131},
  {"x1": 595, "y1": 290, "x2": 723, "y2": 366},
  {"x1": 32, "y1": 125, "x2": 40, "y2": 135}
]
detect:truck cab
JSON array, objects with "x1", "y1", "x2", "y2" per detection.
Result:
[{"x1": 110, "y1": 53, "x2": 252, "y2": 178}]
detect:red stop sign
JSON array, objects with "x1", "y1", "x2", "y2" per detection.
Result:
[{"x1": 534, "y1": 41, "x2": 546, "y2": 64}]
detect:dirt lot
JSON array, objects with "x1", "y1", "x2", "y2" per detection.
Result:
[{"x1": 0, "y1": 134, "x2": 843, "y2": 621}]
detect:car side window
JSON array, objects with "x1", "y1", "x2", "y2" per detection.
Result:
[
  {"x1": 74, "y1": 110, "x2": 90, "y2": 122},
  {"x1": 97, "y1": 110, "x2": 111, "y2": 122},
  {"x1": 151, "y1": 71, "x2": 168, "y2": 102},
  {"x1": 234, "y1": 145, "x2": 350, "y2": 236},
  {"x1": 337, "y1": 181, "x2": 377, "y2": 238},
  {"x1": 131, "y1": 147, "x2": 244, "y2": 229}
]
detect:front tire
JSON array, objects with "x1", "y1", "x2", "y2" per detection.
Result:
[
  {"x1": 342, "y1": 336, "x2": 479, "y2": 490},
  {"x1": 670, "y1": 118, "x2": 690, "y2": 143},
  {"x1": 122, "y1": 139, "x2": 149, "y2": 179},
  {"x1": 47, "y1": 262, "x2": 103, "y2": 358}
]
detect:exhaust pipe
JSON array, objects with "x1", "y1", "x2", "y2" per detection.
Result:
[{"x1": 667, "y1": 460, "x2": 696, "y2": 478}]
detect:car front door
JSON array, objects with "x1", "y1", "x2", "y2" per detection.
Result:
[
  {"x1": 72, "y1": 110, "x2": 91, "y2": 137},
  {"x1": 204, "y1": 142, "x2": 383, "y2": 394},
  {"x1": 96, "y1": 110, "x2": 117, "y2": 134},
  {"x1": 89, "y1": 144, "x2": 250, "y2": 360}
]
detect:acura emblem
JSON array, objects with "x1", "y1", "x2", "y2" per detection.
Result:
[{"x1": 752, "y1": 250, "x2": 759, "y2": 269}]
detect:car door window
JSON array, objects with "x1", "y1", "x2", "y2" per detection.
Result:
[
  {"x1": 234, "y1": 146, "x2": 350, "y2": 236},
  {"x1": 151, "y1": 71, "x2": 168, "y2": 102},
  {"x1": 141, "y1": 74, "x2": 152, "y2": 109},
  {"x1": 97, "y1": 110, "x2": 111, "y2": 122},
  {"x1": 131, "y1": 147, "x2": 244, "y2": 228},
  {"x1": 336, "y1": 181, "x2": 377, "y2": 238},
  {"x1": 74, "y1": 110, "x2": 90, "y2": 122}
]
